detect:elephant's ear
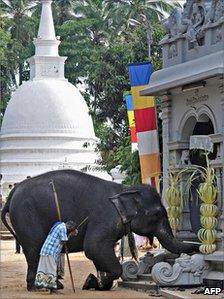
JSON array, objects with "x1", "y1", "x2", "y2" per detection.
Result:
[{"x1": 109, "y1": 190, "x2": 142, "y2": 224}]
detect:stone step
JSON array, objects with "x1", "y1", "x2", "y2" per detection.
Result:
[
  {"x1": 118, "y1": 280, "x2": 159, "y2": 292},
  {"x1": 137, "y1": 273, "x2": 153, "y2": 281},
  {"x1": 160, "y1": 289, "x2": 195, "y2": 299}
]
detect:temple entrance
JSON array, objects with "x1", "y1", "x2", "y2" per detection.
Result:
[{"x1": 185, "y1": 115, "x2": 217, "y2": 234}]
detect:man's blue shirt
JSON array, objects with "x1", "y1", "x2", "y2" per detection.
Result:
[{"x1": 40, "y1": 222, "x2": 68, "y2": 260}]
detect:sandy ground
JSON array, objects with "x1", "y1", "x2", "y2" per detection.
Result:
[{"x1": 0, "y1": 240, "x2": 160, "y2": 299}]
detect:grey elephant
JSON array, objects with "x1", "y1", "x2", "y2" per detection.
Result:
[{"x1": 1, "y1": 170, "x2": 199, "y2": 291}]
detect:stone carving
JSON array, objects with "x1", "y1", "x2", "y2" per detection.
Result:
[
  {"x1": 137, "y1": 251, "x2": 167, "y2": 275},
  {"x1": 162, "y1": 0, "x2": 222, "y2": 45},
  {"x1": 151, "y1": 254, "x2": 209, "y2": 286},
  {"x1": 219, "y1": 82, "x2": 224, "y2": 94},
  {"x1": 163, "y1": 8, "x2": 182, "y2": 38},
  {"x1": 190, "y1": 135, "x2": 213, "y2": 153},
  {"x1": 174, "y1": 0, "x2": 193, "y2": 36},
  {"x1": 186, "y1": 90, "x2": 209, "y2": 106},
  {"x1": 178, "y1": 150, "x2": 190, "y2": 168},
  {"x1": 213, "y1": 27, "x2": 223, "y2": 44},
  {"x1": 121, "y1": 251, "x2": 180, "y2": 281},
  {"x1": 168, "y1": 44, "x2": 178, "y2": 59},
  {"x1": 185, "y1": 3, "x2": 206, "y2": 46},
  {"x1": 169, "y1": 151, "x2": 177, "y2": 168},
  {"x1": 208, "y1": 0, "x2": 224, "y2": 24},
  {"x1": 121, "y1": 261, "x2": 138, "y2": 281}
]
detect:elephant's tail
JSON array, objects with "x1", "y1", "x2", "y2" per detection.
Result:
[
  {"x1": 1, "y1": 188, "x2": 19, "y2": 242},
  {"x1": 128, "y1": 232, "x2": 138, "y2": 261}
]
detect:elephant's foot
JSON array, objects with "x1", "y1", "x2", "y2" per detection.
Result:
[
  {"x1": 97, "y1": 271, "x2": 113, "y2": 290},
  {"x1": 82, "y1": 272, "x2": 114, "y2": 291},
  {"x1": 82, "y1": 274, "x2": 100, "y2": 290}
]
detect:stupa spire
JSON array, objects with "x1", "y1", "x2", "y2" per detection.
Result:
[
  {"x1": 38, "y1": 0, "x2": 56, "y2": 40},
  {"x1": 29, "y1": 0, "x2": 67, "y2": 80},
  {"x1": 33, "y1": 0, "x2": 60, "y2": 56}
]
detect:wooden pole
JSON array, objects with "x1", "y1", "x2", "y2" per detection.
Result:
[{"x1": 49, "y1": 180, "x2": 76, "y2": 293}]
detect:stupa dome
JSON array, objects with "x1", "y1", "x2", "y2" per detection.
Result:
[
  {"x1": 1, "y1": 80, "x2": 96, "y2": 138},
  {"x1": 0, "y1": 0, "x2": 111, "y2": 189}
]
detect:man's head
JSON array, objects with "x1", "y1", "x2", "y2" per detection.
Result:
[{"x1": 65, "y1": 221, "x2": 78, "y2": 236}]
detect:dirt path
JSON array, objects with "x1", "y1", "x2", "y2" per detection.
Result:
[{"x1": 0, "y1": 240, "x2": 159, "y2": 299}]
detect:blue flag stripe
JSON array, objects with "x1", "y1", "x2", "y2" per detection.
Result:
[
  {"x1": 125, "y1": 94, "x2": 133, "y2": 111},
  {"x1": 128, "y1": 62, "x2": 153, "y2": 86}
]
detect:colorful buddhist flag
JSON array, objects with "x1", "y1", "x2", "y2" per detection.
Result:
[
  {"x1": 125, "y1": 94, "x2": 138, "y2": 146},
  {"x1": 128, "y1": 62, "x2": 160, "y2": 190}
]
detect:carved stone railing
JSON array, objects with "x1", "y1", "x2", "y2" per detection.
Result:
[
  {"x1": 161, "y1": 0, "x2": 224, "y2": 68},
  {"x1": 151, "y1": 254, "x2": 209, "y2": 286}
]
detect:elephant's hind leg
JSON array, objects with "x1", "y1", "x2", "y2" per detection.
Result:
[
  {"x1": 24, "y1": 248, "x2": 40, "y2": 291},
  {"x1": 84, "y1": 236, "x2": 122, "y2": 291}
]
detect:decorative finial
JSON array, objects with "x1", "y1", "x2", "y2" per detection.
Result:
[
  {"x1": 30, "y1": 0, "x2": 67, "y2": 78},
  {"x1": 38, "y1": 0, "x2": 56, "y2": 40}
]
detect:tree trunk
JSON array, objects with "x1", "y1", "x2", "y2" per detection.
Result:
[
  {"x1": 19, "y1": 63, "x2": 23, "y2": 86},
  {"x1": 145, "y1": 20, "x2": 152, "y2": 59}
]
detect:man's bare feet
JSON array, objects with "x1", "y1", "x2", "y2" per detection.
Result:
[{"x1": 50, "y1": 289, "x2": 62, "y2": 294}]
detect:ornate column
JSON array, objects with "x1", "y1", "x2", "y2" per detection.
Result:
[
  {"x1": 161, "y1": 94, "x2": 172, "y2": 202},
  {"x1": 219, "y1": 77, "x2": 224, "y2": 243}
]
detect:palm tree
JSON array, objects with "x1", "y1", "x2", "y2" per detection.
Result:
[
  {"x1": 72, "y1": 0, "x2": 108, "y2": 45},
  {"x1": 0, "y1": 0, "x2": 37, "y2": 85},
  {"x1": 104, "y1": 0, "x2": 179, "y2": 58},
  {"x1": 54, "y1": 0, "x2": 75, "y2": 25}
]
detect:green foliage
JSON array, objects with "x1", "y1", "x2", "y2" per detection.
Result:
[
  {"x1": 0, "y1": 16, "x2": 16, "y2": 124},
  {"x1": 84, "y1": 41, "x2": 132, "y2": 128},
  {"x1": 115, "y1": 137, "x2": 141, "y2": 185},
  {"x1": 0, "y1": 0, "x2": 168, "y2": 182},
  {"x1": 151, "y1": 23, "x2": 166, "y2": 71},
  {"x1": 94, "y1": 122, "x2": 122, "y2": 171},
  {"x1": 0, "y1": 0, "x2": 38, "y2": 124},
  {"x1": 93, "y1": 123, "x2": 141, "y2": 185},
  {"x1": 58, "y1": 19, "x2": 94, "y2": 84},
  {"x1": 104, "y1": 0, "x2": 179, "y2": 57}
]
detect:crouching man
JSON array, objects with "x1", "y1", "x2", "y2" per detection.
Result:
[{"x1": 35, "y1": 221, "x2": 78, "y2": 293}]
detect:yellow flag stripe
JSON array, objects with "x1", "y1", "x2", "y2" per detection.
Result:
[
  {"x1": 131, "y1": 86, "x2": 155, "y2": 110},
  {"x1": 127, "y1": 110, "x2": 135, "y2": 127}
]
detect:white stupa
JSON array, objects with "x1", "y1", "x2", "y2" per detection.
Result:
[{"x1": 0, "y1": 0, "x2": 111, "y2": 191}]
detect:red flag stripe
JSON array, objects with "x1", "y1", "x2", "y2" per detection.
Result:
[
  {"x1": 130, "y1": 126, "x2": 138, "y2": 143},
  {"x1": 134, "y1": 107, "x2": 157, "y2": 132}
]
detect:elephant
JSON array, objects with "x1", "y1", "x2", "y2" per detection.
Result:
[{"x1": 1, "y1": 169, "x2": 199, "y2": 291}]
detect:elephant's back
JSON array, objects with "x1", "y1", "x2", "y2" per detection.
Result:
[{"x1": 9, "y1": 170, "x2": 122, "y2": 233}]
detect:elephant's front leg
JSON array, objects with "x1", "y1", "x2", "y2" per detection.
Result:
[{"x1": 83, "y1": 234, "x2": 122, "y2": 291}]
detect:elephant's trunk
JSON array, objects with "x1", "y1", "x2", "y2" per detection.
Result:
[{"x1": 155, "y1": 213, "x2": 199, "y2": 254}]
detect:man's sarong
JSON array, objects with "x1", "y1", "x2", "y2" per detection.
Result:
[
  {"x1": 57, "y1": 254, "x2": 65, "y2": 278},
  {"x1": 35, "y1": 256, "x2": 57, "y2": 289}
]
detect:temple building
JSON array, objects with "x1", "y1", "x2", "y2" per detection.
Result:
[
  {"x1": 141, "y1": 0, "x2": 224, "y2": 289},
  {"x1": 119, "y1": 1, "x2": 224, "y2": 292},
  {"x1": 0, "y1": 0, "x2": 110, "y2": 192}
]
